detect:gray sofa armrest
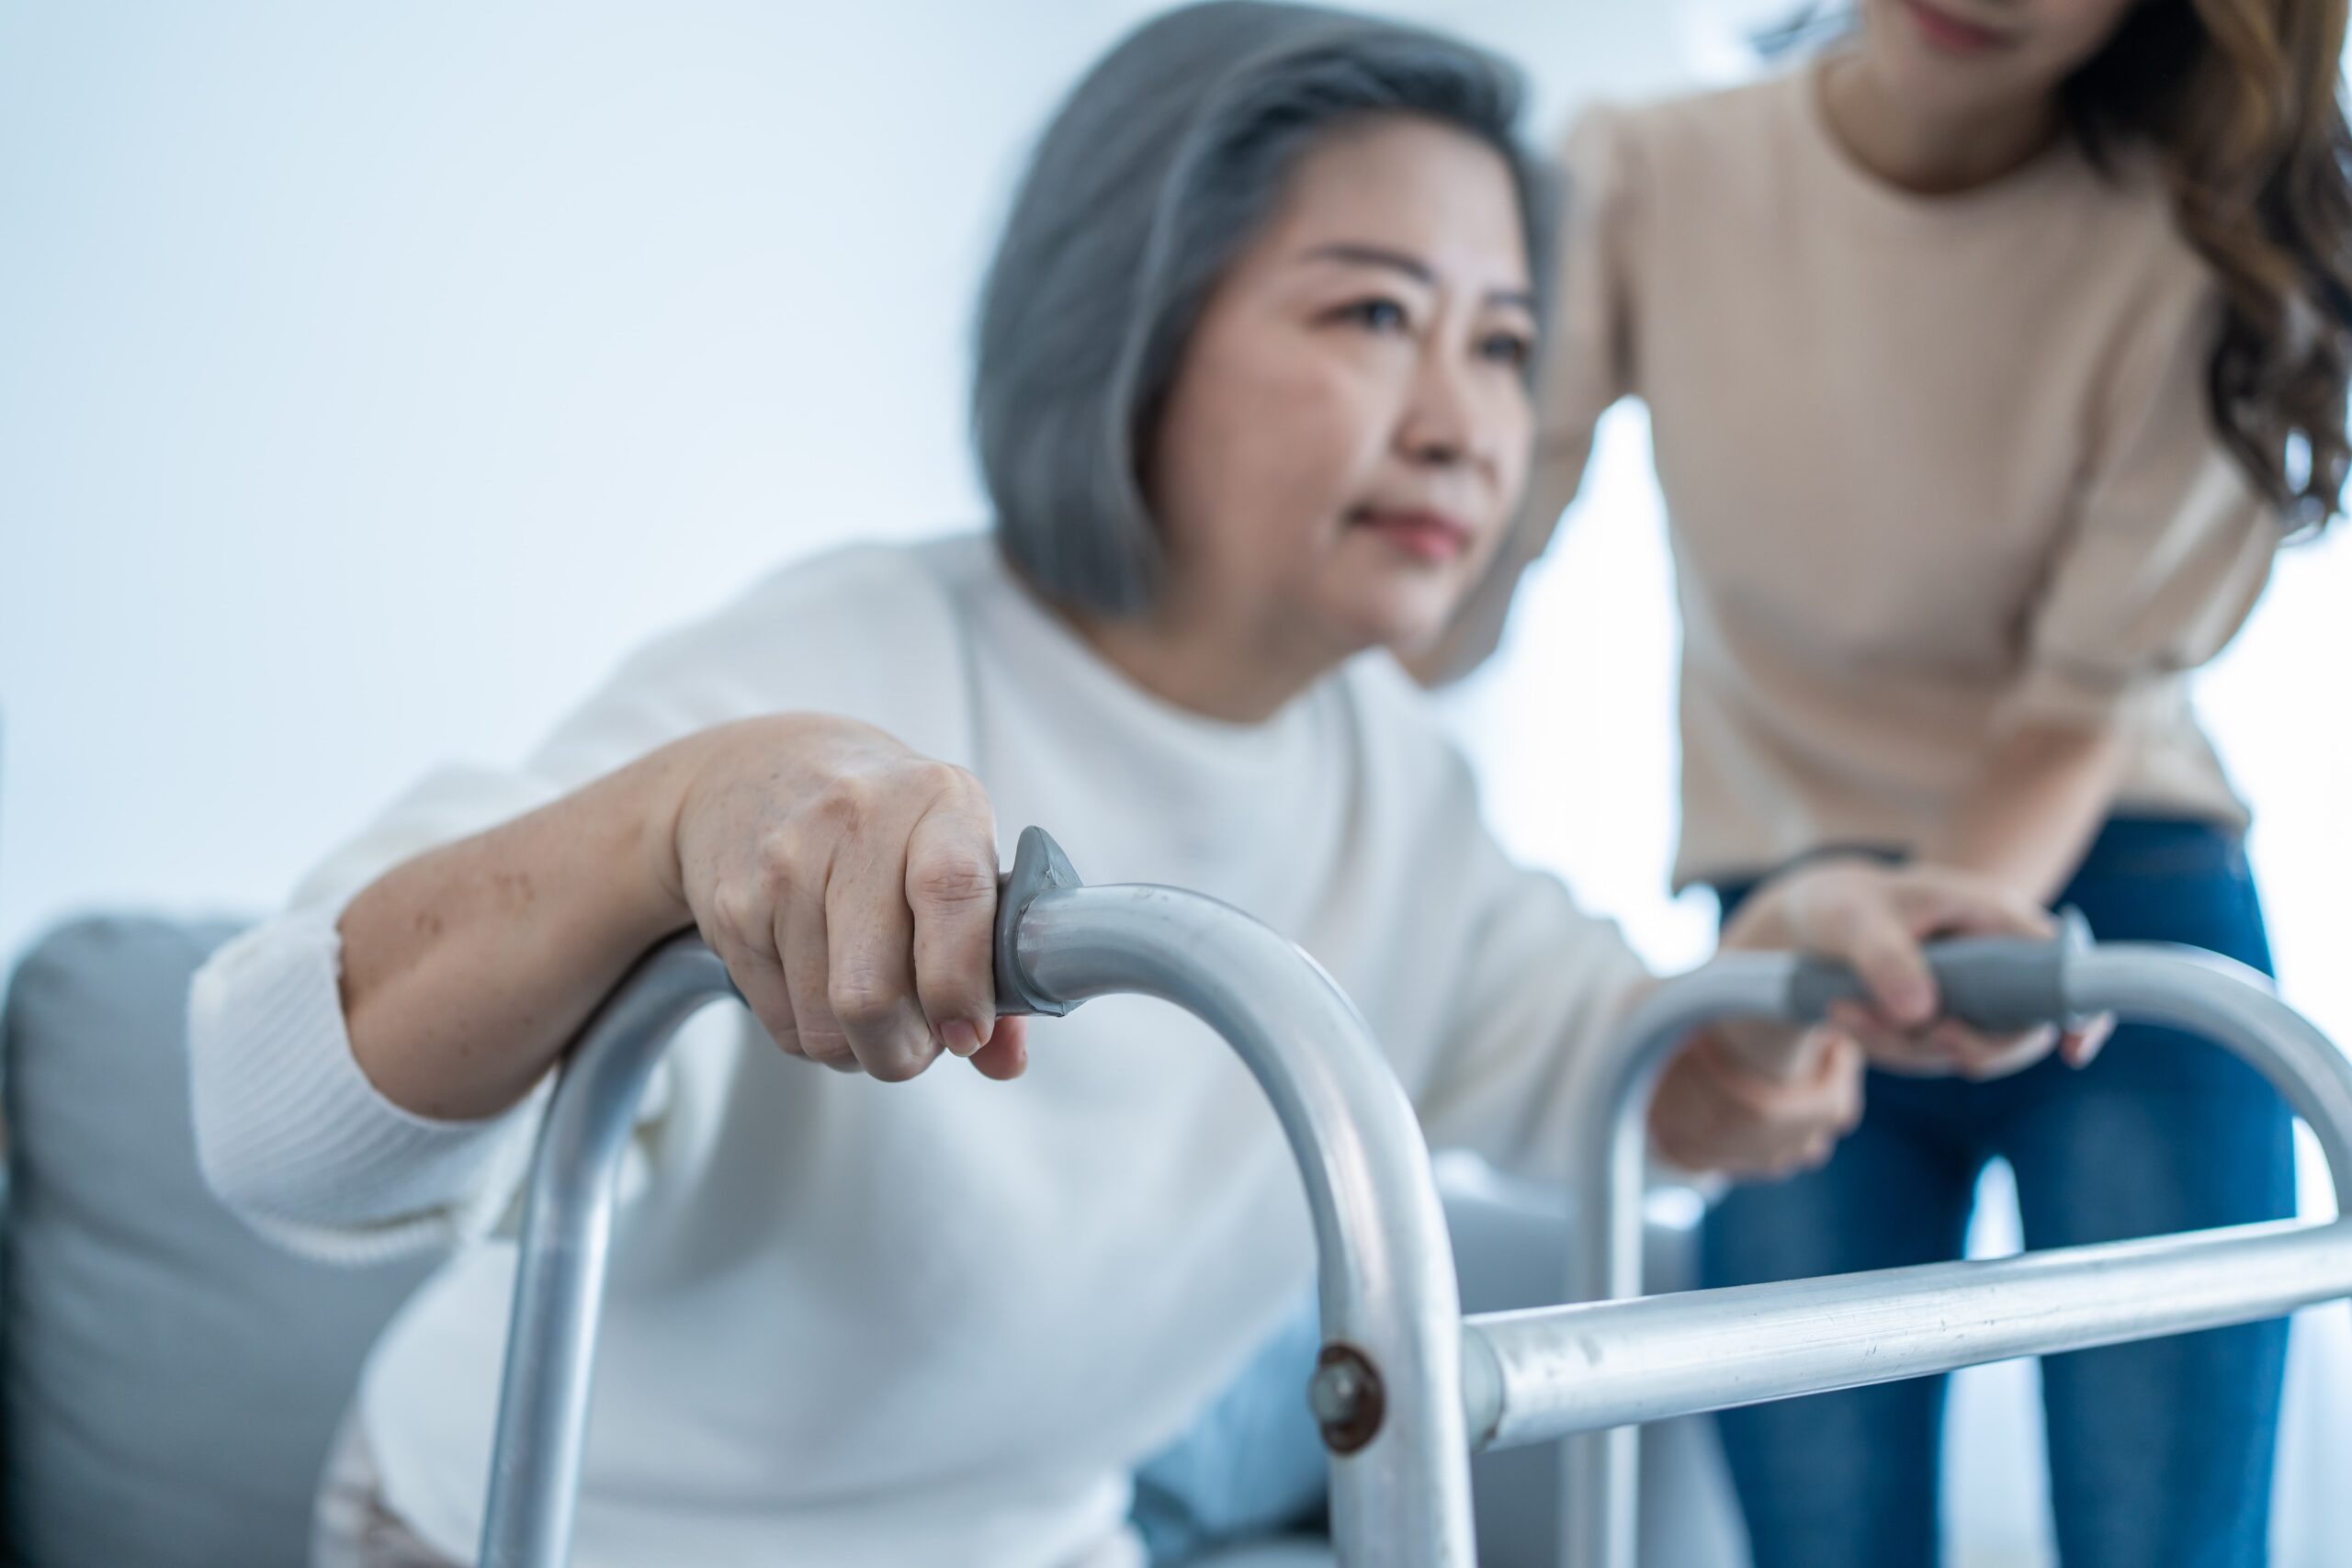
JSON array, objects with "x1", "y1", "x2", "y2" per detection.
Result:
[{"x1": 2, "y1": 915, "x2": 436, "y2": 1568}]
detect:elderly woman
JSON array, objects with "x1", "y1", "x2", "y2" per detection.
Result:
[{"x1": 189, "y1": 5, "x2": 2057, "y2": 1565}]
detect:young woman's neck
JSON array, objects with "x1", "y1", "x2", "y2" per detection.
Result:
[
  {"x1": 1820, "y1": 52, "x2": 2063, "y2": 196},
  {"x1": 1069, "y1": 582, "x2": 1334, "y2": 726}
]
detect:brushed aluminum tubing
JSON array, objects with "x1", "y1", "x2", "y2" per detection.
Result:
[
  {"x1": 1018, "y1": 883, "x2": 1476, "y2": 1567},
  {"x1": 479, "y1": 937, "x2": 737, "y2": 1568},
  {"x1": 1558, "y1": 943, "x2": 2352, "y2": 1568},
  {"x1": 1469, "y1": 1217, "x2": 2352, "y2": 1451},
  {"x1": 480, "y1": 865, "x2": 1476, "y2": 1564}
]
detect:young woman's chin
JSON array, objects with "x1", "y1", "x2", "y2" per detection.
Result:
[{"x1": 1865, "y1": 1, "x2": 2041, "y2": 114}]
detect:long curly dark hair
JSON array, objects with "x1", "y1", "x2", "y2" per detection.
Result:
[{"x1": 1766, "y1": 1, "x2": 2352, "y2": 533}]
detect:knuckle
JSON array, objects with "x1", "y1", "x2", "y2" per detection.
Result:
[
  {"x1": 911, "y1": 849, "x2": 996, "y2": 909},
  {"x1": 828, "y1": 971, "x2": 899, "y2": 1032},
  {"x1": 752, "y1": 831, "x2": 808, "y2": 891},
  {"x1": 799, "y1": 1029, "x2": 854, "y2": 1066},
  {"x1": 863, "y1": 1042, "x2": 936, "y2": 1085},
  {"x1": 707, "y1": 882, "x2": 767, "y2": 942},
  {"x1": 910, "y1": 759, "x2": 974, "y2": 800},
  {"x1": 809, "y1": 775, "x2": 876, "y2": 832}
]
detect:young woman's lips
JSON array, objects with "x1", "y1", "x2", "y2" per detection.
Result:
[
  {"x1": 1904, "y1": 0, "x2": 2016, "y2": 55},
  {"x1": 1352, "y1": 507, "x2": 1472, "y2": 563}
]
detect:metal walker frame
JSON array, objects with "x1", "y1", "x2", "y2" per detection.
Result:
[{"x1": 477, "y1": 829, "x2": 2352, "y2": 1568}]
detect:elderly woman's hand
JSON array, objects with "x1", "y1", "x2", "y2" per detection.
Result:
[
  {"x1": 665, "y1": 714, "x2": 1027, "y2": 1083},
  {"x1": 1650, "y1": 1026, "x2": 1865, "y2": 1179},
  {"x1": 1717, "y1": 859, "x2": 2107, "y2": 1083}
]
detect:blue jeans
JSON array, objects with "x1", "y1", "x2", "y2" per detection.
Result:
[
  {"x1": 1129, "y1": 1304, "x2": 1329, "y2": 1563},
  {"x1": 1702, "y1": 817, "x2": 2295, "y2": 1568}
]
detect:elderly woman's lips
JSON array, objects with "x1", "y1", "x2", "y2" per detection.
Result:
[{"x1": 1351, "y1": 508, "x2": 1471, "y2": 561}]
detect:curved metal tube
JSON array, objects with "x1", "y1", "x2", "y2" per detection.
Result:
[
  {"x1": 479, "y1": 938, "x2": 737, "y2": 1568},
  {"x1": 476, "y1": 831, "x2": 1474, "y2": 1566},
  {"x1": 1556, "y1": 941, "x2": 2352, "y2": 1568},
  {"x1": 1555, "y1": 955, "x2": 1802, "y2": 1568},
  {"x1": 1019, "y1": 884, "x2": 1474, "y2": 1567},
  {"x1": 2064, "y1": 944, "x2": 2352, "y2": 1196}
]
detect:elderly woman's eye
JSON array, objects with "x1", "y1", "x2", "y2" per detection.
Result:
[
  {"x1": 1337, "y1": 297, "x2": 1410, "y2": 333},
  {"x1": 1480, "y1": 330, "x2": 1533, "y2": 369}
]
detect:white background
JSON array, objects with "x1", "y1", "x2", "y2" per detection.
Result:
[{"x1": 3, "y1": 6, "x2": 2346, "y2": 1564}]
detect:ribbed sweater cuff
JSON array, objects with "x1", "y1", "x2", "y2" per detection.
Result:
[{"x1": 188, "y1": 909, "x2": 536, "y2": 1264}]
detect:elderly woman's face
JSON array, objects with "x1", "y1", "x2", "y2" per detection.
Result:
[{"x1": 1147, "y1": 116, "x2": 1537, "y2": 655}]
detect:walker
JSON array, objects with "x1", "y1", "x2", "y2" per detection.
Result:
[{"x1": 476, "y1": 829, "x2": 2352, "y2": 1568}]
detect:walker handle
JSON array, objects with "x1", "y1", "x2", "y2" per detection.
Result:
[
  {"x1": 993, "y1": 826, "x2": 1081, "y2": 1018},
  {"x1": 1787, "y1": 908, "x2": 2092, "y2": 1033}
]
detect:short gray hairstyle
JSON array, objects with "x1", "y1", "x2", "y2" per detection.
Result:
[{"x1": 974, "y1": 0, "x2": 1555, "y2": 616}]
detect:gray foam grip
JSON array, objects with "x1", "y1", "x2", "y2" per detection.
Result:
[
  {"x1": 1787, "y1": 907, "x2": 2091, "y2": 1032},
  {"x1": 992, "y1": 825, "x2": 1082, "y2": 1018}
]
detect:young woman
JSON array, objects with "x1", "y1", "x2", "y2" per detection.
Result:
[
  {"x1": 190, "y1": 6, "x2": 2062, "y2": 1564},
  {"x1": 1423, "y1": 2, "x2": 2352, "y2": 1563}
]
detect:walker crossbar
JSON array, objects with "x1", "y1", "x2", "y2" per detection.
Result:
[{"x1": 1465, "y1": 1216, "x2": 2352, "y2": 1450}]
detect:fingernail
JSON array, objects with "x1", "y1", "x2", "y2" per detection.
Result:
[
  {"x1": 942, "y1": 1020, "x2": 981, "y2": 1058},
  {"x1": 1892, "y1": 980, "x2": 1934, "y2": 1024}
]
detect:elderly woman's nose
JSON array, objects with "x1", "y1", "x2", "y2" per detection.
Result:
[{"x1": 1397, "y1": 353, "x2": 1481, "y2": 465}]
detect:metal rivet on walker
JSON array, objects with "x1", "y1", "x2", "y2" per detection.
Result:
[{"x1": 1309, "y1": 1344, "x2": 1385, "y2": 1454}]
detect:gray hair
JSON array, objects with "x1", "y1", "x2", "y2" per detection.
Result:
[{"x1": 973, "y1": 0, "x2": 1555, "y2": 616}]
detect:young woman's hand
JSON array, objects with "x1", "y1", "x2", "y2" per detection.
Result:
[
  {"x1": 1719, "y1": 859, "x2": 2107, "y2": 1082},
  {"x1": 663, "y1": 714, "x2": 1027, "y2": 1083}
]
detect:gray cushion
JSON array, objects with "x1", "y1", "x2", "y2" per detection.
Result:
[{"x1": 2, "y1": 916, "x2": 436, "y2": 1568}]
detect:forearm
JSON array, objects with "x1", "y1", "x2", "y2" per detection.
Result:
[
  {"x1": 338, "y1": 739, "x2": 700, "y2": 1122},
  {"x1": 1917, "y1": 720, "x2": 2130, "y2": 903}
]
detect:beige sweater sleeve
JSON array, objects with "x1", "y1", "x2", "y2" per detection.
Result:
[
  {"x1": 1994, "y1": 266, "x2": 2282, "y2": 735},
  {"x1": 1415, "y1": 104, "x2": 1642, "y2": 684}
]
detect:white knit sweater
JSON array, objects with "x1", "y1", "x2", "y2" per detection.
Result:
[{"x1": 188, "y1": 533, "x2": 1650, "y2": 1567}]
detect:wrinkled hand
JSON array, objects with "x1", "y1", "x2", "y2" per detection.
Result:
[
  {"x1": 1651, "y1": 1026, "x2": 1865, "y2": 1179},
  {"x1": 665, "y1": 714, "x2": 1028, "y2": 1082}
]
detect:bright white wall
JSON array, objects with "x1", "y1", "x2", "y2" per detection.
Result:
[{"x1": 0, "y1": 2, "x2": 1684, "y2": 962}]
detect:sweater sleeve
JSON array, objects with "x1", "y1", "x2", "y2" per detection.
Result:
[
  {"x1": 188, "y1": 543, "x2": 974, "y2": 1262},
  {"x1": 1406, "y1": 756, "x2": 1657, "y2": 1188},
  {"x1": 1992, "y1": 262, "x2": 2282, "y2": 736},
  {"x1": 188, "y1": 767, "x2": 566, "y2": 1263}
]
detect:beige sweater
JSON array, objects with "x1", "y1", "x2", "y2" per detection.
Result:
[{"x1": 1450, "y1": 62, "x2": 2279, "y2": 889}]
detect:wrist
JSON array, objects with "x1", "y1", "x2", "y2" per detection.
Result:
[{"x1": 624, "y1": 731, "x2": 721, "y2": 939}]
